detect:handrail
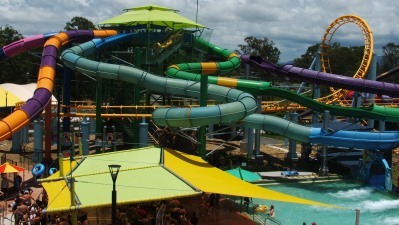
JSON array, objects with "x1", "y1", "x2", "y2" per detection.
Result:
[
  {"x1": 264, "y1": 216, "x2": 282, "y2": 225},
  {"x1": 228, "y1": 197, "x2": 282, "y2": 225},
  {"x1": 252, "y1": 214, "x2": 266, "y2": 225},
  {"x1": 148, "y1": 132, "x2": 159, "y2": 145},
  {"x1": 249, "y1": 201, "x2": 282, "y2": 225},
  {"x1": 251, "y1": 211, "x2": 281, "y2": 225}
]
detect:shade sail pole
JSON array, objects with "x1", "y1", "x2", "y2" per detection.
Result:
[
  {"x1": 161, "y1": 164, "x2": 201, "y2": 193},
  {"x1": 69, "y1": 160, "x2": 78, "y2": 225},
  {"x1": 160, "y1": 145, "x2": 165, "y2": 165},
  {"x1": 238, "y1": 167, "x2": 243, "y2": 180}
]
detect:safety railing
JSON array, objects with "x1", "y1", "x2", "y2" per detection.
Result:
[
  {"x1": 263, "y1": 216, "x2": 282, "y2": 225},
  {"x1": 252, "y1": 214, "x2": 282, "y2": 225},
  {"x1": 225, "y1": 195, "x2": 283, "y2": 225}
]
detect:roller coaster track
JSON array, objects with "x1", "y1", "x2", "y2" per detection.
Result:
[
  {"x1": 261, "y1": 101, "x2": 307, "y2": 113},
  {"x1": 319, "y1": 15, "x2": 374, "y2": 105},
  {"x1": 256, "y1": 16, "x2": 374, "y2": 113}
]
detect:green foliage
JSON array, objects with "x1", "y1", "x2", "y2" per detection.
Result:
[
  {"x1": 261, "y1": 131, "x2": 285, "y2": 141},
  {"x1": 238, "y1": 36, "x2": 281, "y2": 63},
  {"x1": 327, "y1": 44, "x2": 364, "y2": 76},
  {"x1": 0, "y1": 25, "x2": 38, "y2": 84},
  {"x1": 294, "y1": 42, "x2": 364, "y2": 77},
  {"x1": 381, "y1": 43, "x2": 399, "y2": 70},
  {"x1": 0, "y1": 24, "x2": 23, "y2": 45},
  {"x1": 64, "y1": 16, "x2": 96, "y2": 30},
  {"x1": 378, "y1": 43, "x2": 399, "y2": 83},
  {"x1": 64, "y1": 16, "x2": 97, "y2": 100},
  {"x1": 294, "y1": 44, "x2": 320, "y2": 68}
]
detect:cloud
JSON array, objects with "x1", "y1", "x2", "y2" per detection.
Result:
[{"x1": 0, "y1": 0, "x2": 398, "y2": 62}]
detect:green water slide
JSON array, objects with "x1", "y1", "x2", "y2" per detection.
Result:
[
  {"x1": 60, "y1": 34, "x2": 399, "y2": 151},
  {"x1": 165, "y1": 37, "x2": 399, "y2": 123},
  {"x1": 61, "y1": 34, "x2": 257, "y2": 128},
  {"x1": 259, "y1": 87, "x2": 399, "y2": 122}
]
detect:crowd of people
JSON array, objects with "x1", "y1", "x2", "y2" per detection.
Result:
[
  {"x1": 200, "y1": 192, "x2": 220, "y2": 217},
  {"x1": 7, "y1": 186, "x2": 90, "y2": 225},
  {"x1": 2, "y1": 177, "x2": 262, "y2": 225},
  {"x1": 7, "y1": 187, "x2": 48, "y2": 225},
  {"x1": 87, "y1": 198, "x2": 201, "y2": 225},
  {"x1": 1, "y1": 171, "x2": 211, "y2": 225}
]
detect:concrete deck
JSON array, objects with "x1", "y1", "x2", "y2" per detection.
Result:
[{"x1": 256, "y1": 171, "x2": 343, "y2": 185}]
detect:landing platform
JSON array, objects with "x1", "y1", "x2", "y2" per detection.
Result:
[{"x1": 256, "y1": 171, "x2": 343, "y2": 184}]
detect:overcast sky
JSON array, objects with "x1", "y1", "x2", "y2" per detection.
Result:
[{"x1": 0, "y1": 0, "x2": 398, "y2": 62}]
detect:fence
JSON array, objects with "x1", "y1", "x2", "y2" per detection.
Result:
[{"x1": 226, "y1": 196, "x2": 282, "y2": 225}]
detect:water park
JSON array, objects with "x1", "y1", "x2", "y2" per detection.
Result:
[{"x1": 0, "y1": 4, "x2": 399, "y2": 225}]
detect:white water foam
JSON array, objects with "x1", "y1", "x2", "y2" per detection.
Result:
[
  {"x1": 381, "y1": 217, "x2": 399, "y2": 225},
  {"x1": 360, "y1": 199, "x2": 399, "y2": 212},
  {"x1": 329, "y1": 188, "x2": 373, "y2": 199}
]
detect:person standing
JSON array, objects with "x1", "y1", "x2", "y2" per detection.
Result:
[
  {"x1": 208, "y1": 193, "x2": 216, "y2": 215},
  {"x1": 190, "y1": 212, "x2": 199, "y2": 225},
  {"x1": 1, "y1": 173, "x2": 10, "y2": 198},
  {"x1": 243, "y1": 197, "x2": 251, "y2": 212},
  {"x1": 14, "y1": 174, "x2": 22, "y2": 192},
  {"x1": 268, "y1": 205, "x2": 275, "y2": 218},
  {"x1": 200, "y1": 193, "x2": 208, "y2": 216},
  {"x1": 155, "y1": 200, "x2": 166, "y2": 225}
]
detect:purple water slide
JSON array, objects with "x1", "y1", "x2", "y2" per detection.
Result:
[
  {"x1": 20, "y1": 31, "x2": 95, "y2": 119},
  {"x1": 242, "y1": 55, "x2": 399, "y2": 97},
  {"x1": 3, "y1": 34, "x2": 46, "y2": 57}
]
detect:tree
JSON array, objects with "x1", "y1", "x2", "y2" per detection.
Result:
[
  {"x1": 379, "y1": 43, "x2": 399, "y2": 83},
  {"x1": 381, "y1": 43, "x2": 399, "y2": 70},
  {"x1": 64, "y1": 16, "x2": 96, "y2": 30},
  {"x1": 0, "y1": 24, "x2": 23, "y2": 45},
  {"x1": 64, "y1": 17, "x2": 97, "y2": 100},
  {"x1": 294, "y1": 44, "x2": 320, "y2": 69},
  {"x1": 327, "y1": 44, "x2": 364, "y2": 76},
  {"x1": 238, "y1": 36, "x2": 281, "y2": 63},
  {"x1": 0, "y1": 25, "x2": 38, "y2": 84},
  {"x1": 294, "y1": 42, "x2": 364, "y2": 77}
]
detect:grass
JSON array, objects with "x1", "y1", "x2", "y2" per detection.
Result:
[{"x1": 261, "y1": 132, "x2": 285, "y2": 141}]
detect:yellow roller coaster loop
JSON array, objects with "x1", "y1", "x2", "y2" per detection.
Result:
[{"x1": 320, "y1": 15, "x2": 374, "y2": 105}]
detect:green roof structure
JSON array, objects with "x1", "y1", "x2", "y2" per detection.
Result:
[{"x1": 98, "y1": 4, "x2": 206, "y2": 30}]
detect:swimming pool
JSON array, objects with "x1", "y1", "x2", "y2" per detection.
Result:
[{"x1": 253, "y1": 180, "x2": 399, "y2": 225}]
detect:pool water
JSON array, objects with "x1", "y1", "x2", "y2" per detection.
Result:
[{"x1": 253, "y1": 180, "x2": 399, "y2": 225}]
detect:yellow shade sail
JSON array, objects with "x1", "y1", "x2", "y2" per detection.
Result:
[
  {"x1": 164, "y1": 148, "x2": 344, "y2": 209},
  {"x1": 40, "y1": 147, "x2": 346, "y2": 213},
  {"x1": 42, "y1": 179, "x2": 72, "y2": 211}
]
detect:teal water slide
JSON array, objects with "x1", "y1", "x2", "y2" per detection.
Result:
[{"x1": 60, "y1": 33, "x2": 399, "y2": 151}]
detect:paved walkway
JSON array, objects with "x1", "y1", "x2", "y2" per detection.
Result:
[
  {"x1": 178, "y1": 196, "x2": 258, "y2": 225},
  {"x1": 83, "y1": 195, "x2": 258, "y2": 225},
  {"x1": 258, "y1": 171, "x2": 315, "y2": 178}
]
